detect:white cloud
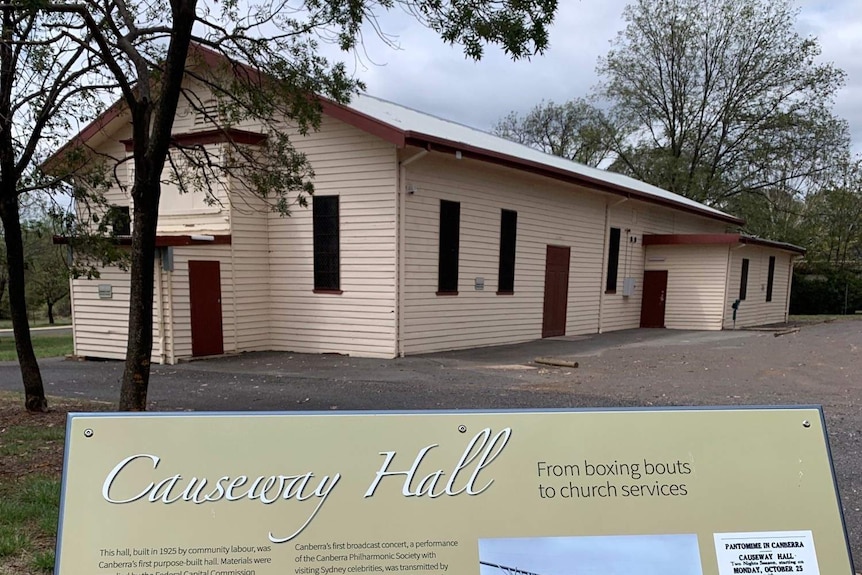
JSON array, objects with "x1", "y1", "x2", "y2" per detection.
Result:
[
  {"x1": 328, "y1": 0, "x2": 862, "y2": 155},
  {"x1": 797, "y1": 1, "x2": 862, "y2": 154}
]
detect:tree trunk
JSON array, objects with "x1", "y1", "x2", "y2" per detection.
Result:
[
  {"x1": 46, "y1": 299, "x2": 54, "y2": 324},
  {"x1": 118, "y1": 184, "x2": 159, "y2": 411},
  {"x1": 117, "y1": 2, "x2": 197, "y2": 411},
  {"x1": 0, "y1": 193, "x2": 47, "y2": 412}
]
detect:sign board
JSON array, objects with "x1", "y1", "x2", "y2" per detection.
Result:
[
  {"x1": 97, "y1": 284, "x2": 113, "y2": 299},
  {"x1": 55, "y1": 408, "x2": 854, "y2": 575}
]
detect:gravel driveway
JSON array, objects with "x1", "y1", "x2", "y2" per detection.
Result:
[{"x1": 1, "y1": 319, "x2": 860, "y2": 569}]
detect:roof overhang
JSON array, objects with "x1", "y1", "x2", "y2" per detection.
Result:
[
  {"x1": 643, "y1": 233, "x2": 805, "y2": 255},
  {"x1": 43, "y1": 99, "x2": 128, "y2": 174}
]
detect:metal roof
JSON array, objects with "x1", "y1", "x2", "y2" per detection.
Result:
[{"x1": 323, "y1": 93, "x2": 744, "y2": 226}]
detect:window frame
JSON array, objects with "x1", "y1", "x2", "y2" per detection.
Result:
[
  {"x1": 739, "y1": 258, "x2": 749, "y2": 301},
  {"x1": 605, "y1": 227, "x2": 621, "y2": 293},
  {"x1": 437, "y1": 200, "x2": 460, "y2": 295},
  {"x1": 312, "y1": 195, "x2": 341, "y2": 294},
  {"x1": 497, "y1": 209, "x2": 517, "y2": 295},
  {"x1": 106, "y1": 205, "x2": 131, "y2": 236},
  {"x1": 766, "y1": 255, "x2": 776, "y2": 302}
]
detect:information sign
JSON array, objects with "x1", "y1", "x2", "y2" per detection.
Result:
[{"x1": 55, "y1": 408, "x2": 854, "y2": 575}]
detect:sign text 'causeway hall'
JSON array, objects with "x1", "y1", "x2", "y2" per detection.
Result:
[{"x1": 100, "y1": 427, "x2": 511, "y2": 543}]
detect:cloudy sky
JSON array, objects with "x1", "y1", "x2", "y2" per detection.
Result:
[{"x1": 329, "y1": 0, "x2": 862, "y2": 155}]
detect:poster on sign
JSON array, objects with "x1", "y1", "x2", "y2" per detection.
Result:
[
  {"x1": 54, "y1": 407, "x2": 854, "y2": 575},
  {"x1": 714, "y1": 531, "x2": 821, "y2": 574}
]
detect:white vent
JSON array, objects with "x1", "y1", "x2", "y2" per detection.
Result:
[{"x1": 194, "y1": 100, "x2": 219, "y2": 126}]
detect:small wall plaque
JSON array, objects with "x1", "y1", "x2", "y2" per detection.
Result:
[{"x1": 98, "y1": 284, "x2": 112, "y2": 299}]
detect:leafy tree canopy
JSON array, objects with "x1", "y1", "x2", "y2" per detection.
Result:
[
  {"x1": 493, "y1": 99, "x2": 616, "y2": 167},
  {"x1": 597, "y1": 0, "x2": 848, "y2": 213}
]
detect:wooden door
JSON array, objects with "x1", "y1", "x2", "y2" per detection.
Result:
[
  {"x1": 542, "y1": 245, "x2": 570, "y2": 338},
  {"x1": 189, "y1": 260, "x2": 224, "y2": 356},
  {"x1": 640, "y1": 270, "x2": 668, "y2": 328}
]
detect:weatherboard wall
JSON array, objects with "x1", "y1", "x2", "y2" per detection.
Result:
[
  {"x1": 228, "y1": 181, "x2": 273, "y2": 352},
  {"x1": 72, "y1": 125, "x2": 132, "y2": 230},
  {"x1": 262, "y1": 114, "x2": 399, "y2": 358},
  {"x1": 155, "y1": 146, "x2": 232, "y2": 235},
  {"x1": 399, "y1": 152, "x2": 739, "y2": 354},
  {"x1": 642, "y1": 244, "x2": 730, "y2": 330},
  {"x1": 69, "y1": 264, "x2": 168, "y2": 363},
  {"x1": 599, "y1": 206, "x2": 728, "y2": 332},
  {"x1": 400, "y1": 153, "x2": 609, "y2": 355},
  {"x1": 723, "y1": 246, "x2": 793, "y2": 328}
]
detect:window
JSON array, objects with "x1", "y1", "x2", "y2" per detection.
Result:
[
  {"x1": 438, "y1": 200, "x2": 460, "y2": 294},
  {"x1": 739, "y1": 258, "x2": 749, "y2": 300},
  {"x1": 313, "y1": 196, "x2": 340, "y2": 292},
  {"x1": 766, "y1": 256, "x2": 776, "y2": 302},
  {"x1": 107, "y1": 205, "x2": 131, "y2": 236},
  {"x1": 497, "y1": 209, "x2": 517, "y2": 294},
  {"x1": 605, "y1": 227, "x2": 621, "y2": 293}
]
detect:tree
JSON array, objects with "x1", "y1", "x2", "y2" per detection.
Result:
[
  {"x1": 803, "y1": 157, "x2": 862, "y2": 269},
  {"x1": 0, "y1": 4, "x2": 104, "y2": 412},
  {"x1": 493, "y1": 99, "x2": 617, "y2": 167},
  {"x1": 0, "y1": 234, "x2": 7, "y2": 312},
  {"x1": 23, "y1": 219, "x2": 69, "y2": 324},
  {"x1": 597, "y1": 0, "x2": 848, "y2": 222},
  {"x1": 58, "y1": 0, "x2": 558, "y2": 411}
]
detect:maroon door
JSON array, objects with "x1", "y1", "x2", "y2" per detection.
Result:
[
  {"x1": 189, "y1": 260, "x2": 224, "y2": 356},
  {"x1": 640, "y1": 270, "x2": 668, "y2": 328},
  {"x1": 542, "y1": 245, "x2": 571, "y2": 338}
]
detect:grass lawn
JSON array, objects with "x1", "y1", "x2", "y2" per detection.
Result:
[
  {"x1": 0, "y1": 320, "x2": 71, "y2": 330},
  {"x1": 0, "y1": 336, "x2": 73, "y2": 362},
  {"x1": 0, "y1": 392, "x2": 111, "y2": 574}
]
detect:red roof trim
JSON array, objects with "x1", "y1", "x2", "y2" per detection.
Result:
[
  {"x1": 643, "y1": 234, "x2": 741, "y2": 246},
  {"x1": 120, "y1": 129, "x2": 267, "y2": 151},
  {"x1": 53, "y1": 234, "x2": 232, "y2": 247},
  {"x1": 406, "y1": 136, "x2": 744, "y2": 226},
  {"x1": 188, "y1": 43, "x2": 263, "y2": 84},
  {"x1": 643, "y1": 233, "x2": 805, "y2": 255},
  {"x1": 740, "y1": 235, "x2": 806, "y2": 255},
  {"x1": 43, "y1": 99, "x2": 127, "y2": 171}
]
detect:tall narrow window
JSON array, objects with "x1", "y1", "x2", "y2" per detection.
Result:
[
  {"x1": 497, "y1": 209, "x2": 517, "y2": 294},
  {"x1": 605, "y1": 227, "x2": 621, "y2": 293},
  {"x1": 766, "y1": 256, "x2": 776, "y2": 302},
  {"x1": 313, "y1": 195, "x2": 340, "y2": 292},
  {"x1": 739, "y1": 258, "x2": 749, "y2": 300},
  {"x1": 438, "y1": 200, "x2": 460, "y2": 294},
  {"x1": 107, "y1": 205, "x2": 131, "y2": 236}
]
